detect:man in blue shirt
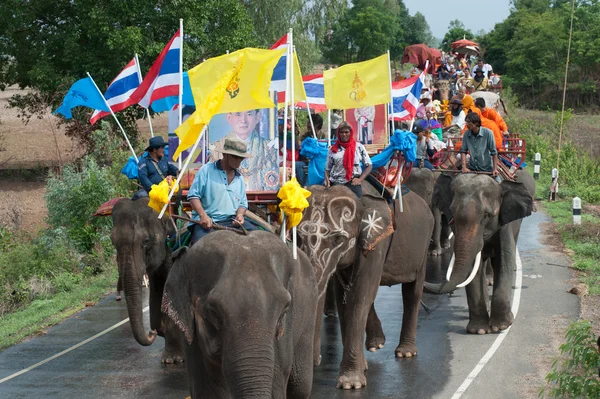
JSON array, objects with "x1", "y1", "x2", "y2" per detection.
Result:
[
  {"x1": 188, "y1": 136, "x2": 259, "y2": 244},
  {"x1": 135, "y1": 136, "x2": 179, "y2": 199},
  {"x1": 460, "y1": 112, "x2": 499, "y2": 178}
]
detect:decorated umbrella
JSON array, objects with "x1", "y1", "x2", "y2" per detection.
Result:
[{"x1": 451, "y1": 38, "x2": 480, "y2": 56}]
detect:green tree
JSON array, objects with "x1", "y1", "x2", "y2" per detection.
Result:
[
  {"x1": 0, "y1": 0, "x2": 257, "y2": 151},
  {"x1": 323, "y1": 0, "x2": 399, "y2": 64},
  {"x1": 441, "y1": 20, "x2": 474, "y2": 51}
]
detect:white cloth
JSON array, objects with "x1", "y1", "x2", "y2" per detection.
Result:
[
  {"x1": 472, "y1": 64, "x2": 493, "y2": 78},
  {"x1": 452, "y1": 110, "x2": 466, "y2": 129}
]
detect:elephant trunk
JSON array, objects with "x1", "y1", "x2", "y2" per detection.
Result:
[
  {"x1": 121, "y1": 254, "x2": 156, "y2": 346},
  {"x1": 224, "y1": 337, "x2": 275, "y2": 398},
  {"x1": 424, "y1": 226, "x2": 483, "y2": 294}
]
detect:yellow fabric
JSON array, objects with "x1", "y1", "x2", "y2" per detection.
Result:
[
  {"x1": 461, "y1": 94, "x2": 476, "y2": 114},
  {"x1": 277, "y1": 177, "x2": 311, "y2": 228},
  {"x1": 277, "y1": 51, "x2": 307, "y2": 106},
  {"x1": 323, "y1": 54, "x2": 391, "y2": 109},
  {"x1": 148, "y1": 179, "x2": 179, "y2": 214},
  {"x1": 172, "y1": 48, "x2": 286, "y2": 161}
]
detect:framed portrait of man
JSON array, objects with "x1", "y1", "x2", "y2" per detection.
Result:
[
  {"x1": 346, "y1": 104, "x2": 388, "y2": 145},
  {"x1": 208, "y1": 108, "x2": 279, "y2": 192}
]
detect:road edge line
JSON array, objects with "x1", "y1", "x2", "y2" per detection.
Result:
[
  {"x1": 0, "y1": 306, "x2": 149, "y2": 385},
  {"x1": 450, "y1": 248, "x2": 523, "y2": 399}
]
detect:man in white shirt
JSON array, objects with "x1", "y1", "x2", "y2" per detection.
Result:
[{"x1": 472, "y1": 60, "x2": 493, "y2": 78}]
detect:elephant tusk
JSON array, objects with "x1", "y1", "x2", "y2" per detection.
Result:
[
  {"x1": 448, "y1": 232, "x2": 454, "y2": 240},
  {"x1": 457, "y1": 251, "x2": 482, "y2": 288},
  {"x1": 445, "y1": 253, "x2": 456, "y2": 281}
]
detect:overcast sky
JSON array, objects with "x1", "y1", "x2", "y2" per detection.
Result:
[{"x1": 402, "y1": 0, "x2": 513, "y2": 38}]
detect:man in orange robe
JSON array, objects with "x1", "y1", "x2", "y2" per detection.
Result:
[{"x1": 475, "y1": 97, "x2": 508, "y2": 135}]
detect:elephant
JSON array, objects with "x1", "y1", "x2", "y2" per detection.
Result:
[
  {"x1": 298, "y1": 183, "x2": 434, "y2": 389},
  {"x1": 424, "y1": 170, "x2": 535, "y2": 334},
  {"x1": 110, "y1": 198, "x2": 184, "y2": 363},
  {"x1": 405, "y1": 167, "x2": 453, "y2": 256},
  {"x1": 161, "y1": 230, "x2": 317, "y2": 399}
]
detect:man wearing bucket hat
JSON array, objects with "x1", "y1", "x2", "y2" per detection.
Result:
[
  {"x1": 187, "y1": 136, "x2": 259, "y2": 244},
  {"x1": 135, "y1": 136, "x2": 179, "y2": 199}
]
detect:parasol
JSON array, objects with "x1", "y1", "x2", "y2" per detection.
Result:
[{"x1": 451, "y1": 38, "x2": 480, "y2": 56}]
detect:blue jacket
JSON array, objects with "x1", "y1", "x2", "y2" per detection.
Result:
[{"x1": 138, "y1": 156, "x2": 178, "y2": 192}]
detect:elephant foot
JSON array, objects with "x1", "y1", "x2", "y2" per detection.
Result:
[
  {"x1": 442, "y1": 240, "x2": 452, "y2": 249},
  {"x1": 365, "y1": 332, "x2": 385, "y2": 352},
  {"x1": 161, "y1": 349, "x2": 184, "y2": 364},
  {"x1": 336, "y1": 370, "x2": 367, "y2": 390},
  {"x1": 429, "y1": 247, "x2": 443, "y2": 256},
  {"x1": 395, "y1": 343, "x2": 417, "y2": 358},
  {"x1": 115, "y1": 295, "x2": 121, "y2": 301},
  {"x1": 467, "y1": 319, "x2": 491, "y2": 335},
  {"x1": 489, "y1": 312, "x2": 514, "y2": 333}
]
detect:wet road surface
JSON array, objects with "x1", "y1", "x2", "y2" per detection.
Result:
[{"x1": 0, "y1": 210, "x2": 579, "y2": 398}]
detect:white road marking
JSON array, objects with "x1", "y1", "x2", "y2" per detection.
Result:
[
  {"x1": 450, "y1": 249, "x2": 523, "y2": 399},
  {"x1": 0, "y1": 306, "x2": 149, "y2": 385}
]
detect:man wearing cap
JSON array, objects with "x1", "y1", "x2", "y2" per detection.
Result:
[
  {"x1": 187, "y1": 136, "x2": 259, "y2": 244},
  {"x1": 136, "y1": 136, "x2": 179, "y2": 199},
  {"x1": 466, "y1": 69, "x2": 489, "y2": 92}
]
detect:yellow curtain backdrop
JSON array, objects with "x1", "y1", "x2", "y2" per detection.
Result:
[
  {"x1": 323, "y1": 54, "x2": 391, "y2": 110},
  {"x1": 172, "y1": 47, "x2": 285, "y2": 161}
]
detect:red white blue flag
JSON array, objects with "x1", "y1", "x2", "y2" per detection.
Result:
[
  {"x1": 296, "y1": 74, "x2": 326, "y2": 112},
  {"x1": 130, "y1": 30, "x2": 181, "y2": 109},
  {"x1": 90, "y1": 58, "x2": 140, "y2": 125},
  {"x1": 270, "y1": 34, "x2": 289, "y2": 104},
  {"x1": 390, "y1": 73, "x2": 425, "y2": 121}
]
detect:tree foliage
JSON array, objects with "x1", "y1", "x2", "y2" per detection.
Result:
[
  {"x1": 480, "y1": 0, "x2": 600, "y2": 108},
  {"x1": 441, "y1": 20, "x2": 474, "y2": 52},
  {"x1": 0, "y1": 0, "x2": 257, "y2": 150}
]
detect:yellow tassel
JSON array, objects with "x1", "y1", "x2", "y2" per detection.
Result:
[
  {"x1": 277, "y1": 177, "x2": 311, "y2": 229},
  {"x1": 148, "y1": 179, "x2": 179, "y2": 215}
]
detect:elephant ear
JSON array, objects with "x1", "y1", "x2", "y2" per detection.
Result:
[
  {"x1": 161, "y1": 247, "x2": 195, "y2": 345},
  {"x1": 359, "y1": 195, "x2": 394, "y2": 253},
  {"x1": 432, "y1": 174, "x2": 454, "y2": 219},
  {"x1": 500, "y1": 180, "x2": 534, "y2": 226}
]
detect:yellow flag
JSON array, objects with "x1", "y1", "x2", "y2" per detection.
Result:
[
  {"x1": 173, "y1": 48, "x2": 285, "y2": 161},
  {"x1": 323, "y1": 54, "x2": 391, "y2": 110},
  {"x1": 276, "y1": 52, "x2": 307, "y2": 106}
]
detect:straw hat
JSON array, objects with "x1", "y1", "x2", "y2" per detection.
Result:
[{"x1": 215, "y1": 136, "x2": 254, "y2": 158}]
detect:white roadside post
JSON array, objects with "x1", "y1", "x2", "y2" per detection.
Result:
[
  {"x1": 572, "y1": 197, "x2": 581, "y2": 225},
  {"x1": 550, "y1": 168, "x2": 558, "y2": 201},
  {"x1": 534, "y1": 153, "x2": 540, "y2": 180},
  {"x1": 87, "y1": 73, "x2": 138, "y2": 162}
]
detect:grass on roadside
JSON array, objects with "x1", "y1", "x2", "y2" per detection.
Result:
[{"x1": 0, "y1": 264, "x2": 117, "y2": 350}]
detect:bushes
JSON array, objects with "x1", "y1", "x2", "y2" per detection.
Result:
[{"x1": 541, "y1": 320, "x2": 600, "y2": 398}]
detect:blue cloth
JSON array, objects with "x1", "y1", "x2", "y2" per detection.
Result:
[
  {"x1": 54, "y1": 77, "x2": 110, "y2": 119},
  {"x1": 121, "y1": 152, "x2": 148, "y2": 180},
  {"x1": 371, "y1": 129, "x2": 417, "y2": 168},
  {"x1": 150, "y1": 72, "x2": 195, "y2": 113},
  {"x1": 137, "y1": 156, "x2": 178, "y2": 192},
  {"x1": 187, "y1": 160, "x2": 248, "y2": 223},
  {"x1": 300, "y1": 138, "x2": 329, "y2": 186}
]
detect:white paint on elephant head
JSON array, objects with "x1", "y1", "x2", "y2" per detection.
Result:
[{"x1": 362, "y1": 210, "x2": 383, "y2": 239}]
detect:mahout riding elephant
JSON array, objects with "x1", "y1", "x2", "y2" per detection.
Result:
[
  {"x1": 471, "y1": 91, "x2": 508, "y2": 116},
  {"x1": 405, "y1": 167, "x2": 453, "y2": 256},
  {"x1": 424, "y1": 171, "x2": 534, "y2": 334},
  {"x1": 110, "y1": 198, "x2": 184, "y2": 363},
  {"x1": 161, "y1": 230, "x2": 317, "y2": 399},
  {"x1": 298, "y1": 183, "x2": 434, "y2": 389}
]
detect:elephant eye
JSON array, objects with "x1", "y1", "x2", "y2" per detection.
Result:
[{"x1": 141, "y1": 237, "x2": 151, "y2": 247}]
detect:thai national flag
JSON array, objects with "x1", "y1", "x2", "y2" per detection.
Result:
[
  {"x1": 130, "y1": 30, "x2": 181, "y2": 109},
  {"x1": 390, "y1": 73, "x2": 425, "y2": 121},
  {"x1": 296, "y1": 74, "x2": 326, "y2": 112},
  {"x1": 90, "y1": 58, "x2": 140, "y2": 125},
  {"x1": 270, "y1": 34, "x2": 288, "y2": 104}
]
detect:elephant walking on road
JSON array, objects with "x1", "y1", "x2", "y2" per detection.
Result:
[
  {"x1": 161, "y1": 231, "x2": 318, "y2": 399},
  {"x1": 298, "y1": 183, "x2": 434, "y2": 389},
  {"x1": 425, "y1": 171, "x2": 535, "y2": 334},
  {"x1": 110, "y1": 198, "x2": 184, "y2": 363}
]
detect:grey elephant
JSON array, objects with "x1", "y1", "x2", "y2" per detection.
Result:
[
  {"x1": 161, "y1": 230, "x2": 317, "y2": 399},
  {"x1": 425, "y1": 171, "x2": 534, "y2": 334},
  {"x1": 111, "y1": 198, "x2": 184, "y2": 363},
  {"x1": 405, "y1": 167, "x2": 453, "y2": 256},
  {"x1": 298, "y1": 183, "x2": 434, "y2": 389}
]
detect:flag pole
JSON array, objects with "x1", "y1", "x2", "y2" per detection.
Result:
[
  {"x1": 327, "y1": 109, "x2": 332, "y2": 147},
  {"x1": 135, "y1": 53, "x2": 154, "y2": 137},
  {"x1": 86, "y1": 72, "x2": 138, "y2": 162},
  {"x1": 158, "y1": 125, "x2": 207, "y2": 219},
  {"x1": 387, "y1": 50, "x2": 394, "y2": 144},
  {"x1": 178, "y1": 19, "x2": 184, "y2": 170},
  {"x1": 290, "y1": 35, "x2": 298, "y2": 260},
  {"x1": 306, "y1": 100, "x2": 317, "y2": 139},
  {"x1": 280, "y1": 31, "x2": 291, "y2": 244}
]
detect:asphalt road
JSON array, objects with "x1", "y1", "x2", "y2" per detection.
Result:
[{"x1": 0, "y1": 209, "x2": 579, "y2": 398}]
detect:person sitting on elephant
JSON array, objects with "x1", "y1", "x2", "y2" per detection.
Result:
[
  {"x1": 465, "y1": 69, "x2": 489, "y2": 92},
  {"x1": 299, "y1": 112, "x2": 326, "y2": 142},
  {"x1": 413, "y1": 120, "x2": 435, "y2": 170},
  {"x1": 460, "y1": 112, "x2": 499, "y2": 178},
  {"x1": 187, "y1": 136, "x2": 259, "y2": 244},
  {"x1": 458, "y1": 87, "x2": 477, "y2": 114},
  {"x1": 135, "y1": 136, "x2": 179, "y2": 200},
  {"x1": 444, "y1": 97, "x2": 466, "y2": 129},
  {"x1": 324, "y1": 121, "x2": 372, "y2": 198},
  {"x1": 475, "y1": 97, "x2": 508, "y2": 136},
  {"x1": 465, "y1": 108, "x2": 505, "y2": 153}
]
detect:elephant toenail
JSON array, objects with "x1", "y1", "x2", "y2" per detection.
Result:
[{"x1": 368, "y1": 347, "x2": 376, "y2": 352}]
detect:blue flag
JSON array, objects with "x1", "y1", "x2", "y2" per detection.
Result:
[{"x1": 54, "y1": 77, "x2": 110, "y2": 119}]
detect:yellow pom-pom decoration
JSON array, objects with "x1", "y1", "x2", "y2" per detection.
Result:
[
  {"x1": 277, "y1": 177, "x2": 311, "y2": 229},
  {"x1": 148, "y1": 178, "x2": 179, "y2": 215}
]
